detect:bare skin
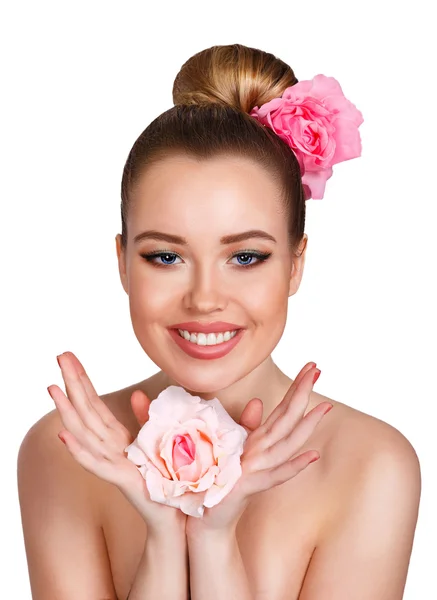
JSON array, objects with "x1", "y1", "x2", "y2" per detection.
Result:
[
  {"x1": 27, "y1": 366, "x2": 392, "y2": 600},
  {"x1": 18, "y1": 154, "x2": 420, "y2": 599},
  {"x1": 98, "y1": 370, "x2": 340, "y2": 600}
]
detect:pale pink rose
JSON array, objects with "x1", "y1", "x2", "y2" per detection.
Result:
[
  {"x1": 250, "y1": 74, "x2": 364, "y2": 200},
  {"x1": 124, "y1": 386, "x2": 248, "y2": 518}
]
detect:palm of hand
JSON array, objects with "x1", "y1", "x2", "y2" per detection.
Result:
[
  {"x1": 186, "y1": 362, "x2": 332, "y2": 533},
  {"x1": 48, "y1": 352, "x2": 186, "y2": 529}
]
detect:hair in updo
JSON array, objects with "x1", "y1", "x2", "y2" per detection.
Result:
[{"x1": 120, "y1": 43, "x2": 306, "y2": 255}]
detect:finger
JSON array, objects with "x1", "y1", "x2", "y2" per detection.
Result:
[
  {"x1": 48, "y1": 384, "x2": 122, "y2": 459},
  {"x1": 56, "y1": 353, "x2": 111, "y2": 441},
  {"x1": 57, "y1": 352, "x2": 129, "y2": 446},
  {"x1": 257, "y1": 402, "x2": 332, "y2": 471},
  {"x1": 58, "y1": 428, "x2": 137, "y2": 488},
  {"x1": 239, "y1": 398, "x2": 264, "y2": 434},
  {"x1": 263, "y1": 366, "x2": 320, "y2": 448},
  {"x1": 248, "y1": 450, "x2": 320, "y2": 495},
  {"x1": 61, "y1": 352, "x2": 123, "y2": 431},
  {"x1": 58, "y1": 428, "x2": 106, "y2": 472},
  {"x1": 261, "y1": 362, "x2": 316, "y2": 433},
  {"x1": 131, "y1": 389, "x2": 151, "y2": 428}
]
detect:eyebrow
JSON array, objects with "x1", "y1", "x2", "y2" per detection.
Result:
[{"x1": 133, "y1": 229, "x2": 277, "y2": 245}]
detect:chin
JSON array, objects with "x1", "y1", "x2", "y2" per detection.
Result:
[{"x1": 165, "y1": 368, "x2": 235, "y2": 397}]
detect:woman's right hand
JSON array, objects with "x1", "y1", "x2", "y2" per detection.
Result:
[{"x1": 48, "y1": 351, "x2": 187, "y2": 535}]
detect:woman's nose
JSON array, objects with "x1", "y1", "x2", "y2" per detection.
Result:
[{"x1": 183, "y1": 269, "x2": 228, "y2": 312}]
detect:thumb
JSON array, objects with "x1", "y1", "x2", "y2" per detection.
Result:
[
  {"x1": 130, "y1": 389, "x2": 151, "y2": 428},
  {"x1": 239, "y1": 398, "x2": 264, "y2": 434}
]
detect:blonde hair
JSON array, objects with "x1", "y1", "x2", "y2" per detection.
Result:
[{"x1": 172, "y1": 44, "x2": 297, "y2": 112}]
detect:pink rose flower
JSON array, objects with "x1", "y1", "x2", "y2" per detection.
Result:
[
  {"x1": 124, "y1": 386, "x2": 248, "y2": 518},
  {"x1": 250, "y1": 74, "x2": 364, "y2": 200}
]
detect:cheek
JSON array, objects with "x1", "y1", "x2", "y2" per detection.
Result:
[
  {"x1": 128, "y1": 268, "x2": 177, "y2": 322},
  {"x1": 241, "y1": 270, "x2": 290, "y2": 348},
  {"x1": 241, "y1": 269, "x2": 289, "y2": 317}
]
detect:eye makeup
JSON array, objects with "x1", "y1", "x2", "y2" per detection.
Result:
[{"x1": 140, "y1": 249, "x2": 272, "y2": 270}]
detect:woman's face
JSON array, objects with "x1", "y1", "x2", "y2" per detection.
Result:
[{"x1": 116, "y1": 154, "x2": 307, "y2": 393}]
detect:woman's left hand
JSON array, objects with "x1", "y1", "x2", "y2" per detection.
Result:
[{"x1": 186, "y1": 362, "x2": 333, "y2": 535}]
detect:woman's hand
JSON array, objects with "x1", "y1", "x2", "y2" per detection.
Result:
[
  {"x1": 186, "y1": 362, "x2": 332, "y2": 535},
  {"x1": 48, "y1": 351, "x2": 186, "y2": 535}
]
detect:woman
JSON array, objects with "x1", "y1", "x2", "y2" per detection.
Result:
[{"x1": 18, "y1": 44, "x2": 421, "y2": 600}]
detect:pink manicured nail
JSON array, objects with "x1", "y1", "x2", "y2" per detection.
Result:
[
  {"x1": 322, "y1": 404, "x2": 333, "y2": 415},
  {"x1": 313, "y1": 369, "x2": 321, "y2": 384},
  {"x1": 58, "y1": 432, "x2": 66, "y2": 444},
  {"x1": 309, "y1": 455, "x2": 320, "y2": 464}
]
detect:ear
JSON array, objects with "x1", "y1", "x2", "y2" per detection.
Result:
[
  {"x1": 115, "y1": 234, "x2": 129, "y2": 295},
  {"x1": 239, "y1": 398, "x2": 264, "y2": 435},
  {"x1": 289, "y1": 234, "x2": 308, "y2": 297}
]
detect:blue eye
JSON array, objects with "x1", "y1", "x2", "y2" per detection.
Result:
[
  {"x1": 146, "y1": 252, "x2": 181, "y2": 266},
  {"x1": 140, "y1": 250, "x2": 272, "y2": 269}
]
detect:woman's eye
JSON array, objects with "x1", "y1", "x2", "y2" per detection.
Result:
[
  {"x1": 140, "y1": 251, "x2": 272, "y2": 269},
  {"x1": 142, "y1": 252, "x2": 182, "y2": 266},
  {"x1": 230, "y1": 252, "x2": 269, "y2": 267}
]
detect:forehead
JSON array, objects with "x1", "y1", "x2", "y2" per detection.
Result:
[{"x1": 129, "y1": 154, "x2": 285, "y2": 231}]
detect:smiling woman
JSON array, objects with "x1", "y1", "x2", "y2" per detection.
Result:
[{"x1": 17, "y1": 42, "x2": 421, "y2": 600}]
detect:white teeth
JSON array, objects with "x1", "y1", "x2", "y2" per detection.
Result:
[{"x1": 177, "y1": 329, "x2": 239, "y2": 346}]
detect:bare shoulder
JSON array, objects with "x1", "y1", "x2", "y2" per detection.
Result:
[
  {"x1": 321, "y1": 393, "x2": 420, "y2": 463},
  {"x1": 18, "y1": 407, "x2": 102, "y2": 510},
  {"x1": 313, "y1": 392, "x2": 421, "y2": 539},
  {"x1": 293, "y1": 393, "x2": 421, "y2": 598},
  {"x1": 17, "y1": 409, "x2": 118, "y2": 599}
]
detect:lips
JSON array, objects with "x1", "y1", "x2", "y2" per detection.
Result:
[
  {"x1": 169, "y1": 321, "x2": 244, "y2": 334},
  {"x1": 168, "y1": 327, "x2": 245, "y2": 360}
]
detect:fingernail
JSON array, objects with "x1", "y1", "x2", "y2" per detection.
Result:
[
  {"x1": 309, "y1": 454, "x2": 320, "y2": 464},
  {"x1": 313, "y1": 369, "x2": 321, "y2": 384},
  {"x1": 58, "y1": 432, "x2": 66, "y2": 444},
  {"x1": 322, "y1": 403, "x2": 333, "y2": 415},
  {"x1": 56, "y1": 355, "x2": 62, "y2": 367}
]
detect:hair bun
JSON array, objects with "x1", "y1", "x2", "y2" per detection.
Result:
[{"x1": 172, "y1": 43, "x2": 298, "y2": 114}]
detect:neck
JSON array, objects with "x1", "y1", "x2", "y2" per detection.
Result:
[{"x1": 154, "y1": 356, "x2": 293, "y2": 424}]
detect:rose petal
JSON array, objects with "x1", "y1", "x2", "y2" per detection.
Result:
[
  {"x1": 302, "y1": 167, "x2": 333, "y2": 200},
  {"x1": 194, "y1": 403, "x2": 220, "y2": 431},
  {"x1": 178, "y1": 490, "x2": 207, "y2": 518},
  {"x1": 149, "y1": 385, "x2": 200, "y2": 424},
  {"x1": 172, "y1": 433, "x2": 196, "y2": 470},
  {"x1": 329, "y1": 116, "x2": 363, "y2": 165},
  {"x1": 133, "y1": 424, "x2": 173, "y2": 478},
  {"x1": 216, "y1": 427, "x2": 247, "y2": 456},
  {"x1": 177, "y1": 432, "x2": 215, "y2": 482},
  {"x1": 204, "y1": 457, "x2": 243, "y2": 508},
  {"x1": 188, "y1": 464, "x2": 220, "y2": 493},
  {"x1": 145, "y1": 468, "x2": 167, "y2": 504},
  {"x1": 200, "y1": 398, "x2": 248, "y2": 441}
]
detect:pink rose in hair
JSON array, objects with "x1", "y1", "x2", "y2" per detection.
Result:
[
  {"x1": 124, "y1": 386, "x2": 248, "y2": 518},
  {"x1": 250, "y1": 74, "x2": 364, "y2": 200}
]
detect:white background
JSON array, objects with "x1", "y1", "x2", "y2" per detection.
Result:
[{"x1": 2, "y1": 1, "x2": 435, "y2": 597}]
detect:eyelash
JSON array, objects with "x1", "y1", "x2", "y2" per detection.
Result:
[{"x1": 140, "y1": 249, "x2": 272, "y2": 270}]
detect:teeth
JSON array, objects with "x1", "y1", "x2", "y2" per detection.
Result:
[{"x1": 177, "y1": 329, "x2": 239, "y2": 346}]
